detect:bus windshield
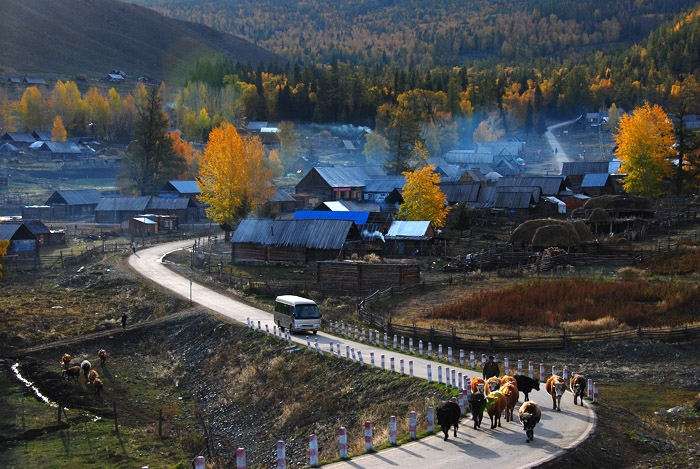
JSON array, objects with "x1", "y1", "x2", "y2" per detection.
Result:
[{"x1": 294, "y1": 304, "x2": 320, "y2": 319}]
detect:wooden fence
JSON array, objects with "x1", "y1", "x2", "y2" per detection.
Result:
[{"x1": 357, "y1": 285, "x2": 700, "y2": 351}]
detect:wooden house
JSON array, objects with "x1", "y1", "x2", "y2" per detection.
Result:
[
  {"x1": 231, "y1": 219, "x2": 361, "y2": 263},
  {"x1": 16, "y1": 219, "x2": 52, "y2": 244},
  {"x1": 146, "y1": 197, "x2": 202, "y2": 222},
  {"x1": 160, "y1": 180, "x2": 201, "y2": 200},
  {"x1": 581, "y1": 173, "x2": 616, "y2": 197},
  {"x1": 95, "y1": 197, "x2": 151, "y2": 224},
  {"x1": 384, "y1": 220, "x2": 437, "y2": 256},
  {"x1": 0, "y1": 132, "x2": 35, "y2": 149},
  {"x1": 34, "y1": 141, "x2": 82, "y2": 160},
  {"x1": 45, "y1": 189, "x2": 102, "y2": 219},
  {"x1": 32, "y1": 131, "x2": 52, "y2": 141},
  {"x1": 295, "y1": 166, "x2": 371, "y2": 204},
  {"x1": 0, "y1": 221, "x2": 37, "y2": 259}
]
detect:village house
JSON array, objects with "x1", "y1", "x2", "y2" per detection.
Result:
[
  {"x1": 33, "y1": 141, "x2": 83, "y2": 160},
  {"x1": 295, "y1": 166, "x2": 374, "y2": 206},
  {"x1": 31, "y1": 131, "x2": 52, "y2": 142},
  {"x1": 231, "y1": 218, "x2": 361, "y2": 263},
  {"x1": 160, "y1": 180, "x2": 201, "y2": 200},
  {"x1": 581, "y1": 173, "x2": 617, "y2": 197},
  {"x1": 0, "y1": 221, "x2": 38, "y2": 259},
  {"x1": 384, "y1": 220, "x2": 439, "y2": 256},
  {"x1": 43, "y1": 189, "x2": 103, "y2": 219},
  {"x1": 95, "y1": 197, "x2": 151, "y2": 224},
  {"x1": 0, "y1": 132, "x2": 36, "y2": 150}
]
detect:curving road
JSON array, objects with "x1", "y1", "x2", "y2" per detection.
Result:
[
  {"x1": 545, "y1": 118, "x2": 579, "y2": 172},
  {"x1": 129, "y1": 239, "x2": 597, "y2": 468}
]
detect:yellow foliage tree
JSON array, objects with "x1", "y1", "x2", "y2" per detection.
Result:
[
  {"x1": 51, "y1": 115, "x2": 67, "y2": 142},
  {"x1": 473, "y1": 111, "x2": 505, "y2": 143},
  {"x1": 614, "y1": 103, "x2": 675, "y2": 197},
  {"x1": 197, "y1": 123, "x2": 274, "y2": 239},
  {"x1": 169, "y1": 130, "x2": 200, "y2": 179},
  {"x1": 397, "y1": 164, "x2": 450, "y2": 228},
  {"x1": 20, "y1": 86, "x2": 44, "y2": 132}
]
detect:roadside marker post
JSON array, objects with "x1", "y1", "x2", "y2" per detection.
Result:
[
  {"x1": 276, "y1": 441, "x2": 286, "y2": 469},
  {"x1": 236, "y1": 449, "x2": 246, "y2": 469},
  {"x1": 400, "y1": 359, "x2": 404, "y2": 376},
  {"x1": 364, "y1": 421, "x2": 373, "y2": 451},
  {"x1": 459, "y1": 349, "x2": 465, "y2": 366},
  {"x1": 588, "y1": 378, "x2": 594, "y2": 399},
  {"x1": 539, "y1": 363, "x2": 546, "y2": 382},
  {"x1": 438, "y1": 365, "x2": 443, "y2": 384},
  {"x1": 448, "y1": 347, "x2": 453, "y2": 364},
  {"x1": 419, "y1": 340, "x2": 423, "y2": 356},
  {"x1": 381, "y1": 355, "x2": 386, "y2": 371},
  {"x1": 309, "y1": 435, "x2": 318, "y2": 467},
  {"x1": 427, "y1": 364, "x2": 432, "y2": 383},
  {"x1": 427, "y1": 406, "x2": 434, "y2": 433},
  {"x1": 370, "y1": 352, "x2": 375, "y2": 368},
  {"x1": 458, "y1": 372, "x2": 463, "y2": 391},
  {"x1": 504, "y1": 357, "x2": 509, "y2": 375},
  {"x1": 428, "y1": 342, "x2": 433, "y2": 358},
  {"x1": 389, "y1": 416, "x2": 397, "y2": 444},
  {"x1": 445, "y1": 366, "x2": 451, "y2": 387},
  {"x1": 518, "y1": 359, "x2": 523, "y2": 375},
  {"x1": 409, "y1": 411, "x2": 417, "y2": 439},
  {"x1": 470, "y1": 351, "x2": 475, "y2": 368},
  {"x1": 593, "y1": 382, "x2": 599, "y2": 403},
  {"x1": 194, "y1": 456, "x2": 205, "y2": 469},
  {"x1": 552, "y1": 365, "x2": 558, "y2": 376},
  {"x1": 339, "y1": 427, "x2": 348, "y2": 458},
  {"x1": 409, "y1": 360, "x2": 414, "y2": 378},
  {"x1": 438, "y1": 344, "x2": 443, "y2": 361},
  {"x1": 529, "y1": 361, "x2": 534, "y2": 379}
]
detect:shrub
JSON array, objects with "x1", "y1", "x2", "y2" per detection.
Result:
[
  {"x1": 561, "y1": 316, "x2": 620, "y2": 334},
  {"x1": 619, "y1": 267, "x2": 646, "y2": 280}
]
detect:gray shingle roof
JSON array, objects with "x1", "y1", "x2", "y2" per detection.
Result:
[
  {"x1": 496, "y1": 176, "x2": 565, "y2": 195},
  {"x1": 386, "y1": 221, "x2": 432, "y2": 239},
  {"x1": 232, "y1": 219, "x2": 355, "y2": 250},
  {"x1": 439, "y1": 183, "x2": 480, "y2": 203},
  {"x1": 363, "y1": 176, "x2": 405, "y2": 193},
  {"x1": 496, "y1": 185, "x2": 541, "y2": 203},
  {"x1": 46, "y1": 189, "x2": 102, "y2": 206},
  {"x1": 314, "y1": 167, "x2": 371, "y2": 188},
  {"x1": 165, "y1": 180, "x2": 200, "y2": 194},
  {"x1": 560, "y1": 162, "x2": 610, "y2": 176},
  {"x1": 38, "y1": 141, "x2": 82, "y2": 154},
  {"x1": 96, "y1": 197, "x2": 151, "y2": 212},
  {"x1": 12, "y1": 219, "x2": 51, "y2": 234},
  {"x1": 147, "y1": 197, "x2": 194, "y2": 210},
  {"x1": 269, "y1": 188, "x2": 296, "y2": 202},
  {"x1": 443, "y1": 151, "x2": 494, "y2": 165},
  {"x1": 1, "y1": 132, "x2": 35, "y2": 143},
  {"x1": 494, "y1": 191, "x2": 533, "y2": 209}
]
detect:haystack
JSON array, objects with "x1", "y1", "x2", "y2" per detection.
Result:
[
  {"x1": 588, "y1": 207, "x2": 611, "y2": 223},
  {"x1": 583, "y1": 195, "x2": 652, "y2": 211},
  {"x1": 571, "y1": 220, "x2": 594, "y2": 242},
  {"x1": 510, "y1": 219, "x2": 588, "y2": 247},
  {"x1": 531, "y1": 225, "x2": 581, "y2": 248}
]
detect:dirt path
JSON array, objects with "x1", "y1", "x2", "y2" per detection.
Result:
[
  {"x1": 125, "y1": 240, "x2": 597, "y2": 469},
  {"x1": 545, "y1": 118, "x2": 579, "y2": 172}
]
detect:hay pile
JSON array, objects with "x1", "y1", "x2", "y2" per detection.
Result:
[
  {"x1": 510, "y1": 219, "x2": 593, "y2": 248},
  {"x1": 583, "y1": 195, "x2": 652, "y2": 211},
  {"x1": 588, "y1": 207, "x2": 611, "y2": 223}
]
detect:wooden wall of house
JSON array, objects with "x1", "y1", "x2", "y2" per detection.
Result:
[
  {"x1": 317, "y1": 261, "x2": 420, "y2": 288},
  {"x1": 268, "y1": 246, "x2": 306, "y2": 263},
  {"x1": 232, "y1": 243, "x2": 267, "y2": 262}
]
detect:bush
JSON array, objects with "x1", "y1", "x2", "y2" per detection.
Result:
[
  {"x1": 619, "y1": 267, "x2": 646, "y2": 280},
  {"x1": 561, "y1": 316, "x2": 620, "y2": 333}
]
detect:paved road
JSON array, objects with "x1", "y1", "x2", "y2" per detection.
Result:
[
  {"x1": 545, "y1": 118, "x2": 579, "y2": 172},
  {"x1": 129, "y1": 240, "x2": 597, "y2": 468}
]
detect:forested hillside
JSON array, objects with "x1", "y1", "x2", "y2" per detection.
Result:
[{"x1": 127, "y1": 0, "x2": 696, "y2": 67}]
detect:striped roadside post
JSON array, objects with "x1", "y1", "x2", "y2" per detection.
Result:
[
  {"x1": 518, "y1": 359, "x2": 523, "y2": 375},
  {"x1": 438, "y1": 365, "x2": 443, "y2": 384},
  {"x1": 390, "y1": 416, "x2": 397, "y2": 444},
  {"x1": 539, "y1": 363, "x2": 546, "y2": 382},
  {"x1": 459, "y1": 349, "x2": 465, "y2": 366},
  {"x1": 458, "y1": 372, "x2": 463, "y2": 391},
  {"x1": 361, "y1": 328, "x2": 365, "y2": 342},
  {"x1": 409, "y1": 360, "x2": 414, "y2": 378},
  {"x1": 470, "y1": 351, "x2": 475, "y2": 368},
  {"x1": 369, "y1": 329, "x2": 373, "y2": 343},
  {"x1": 276, "y1": 441, "x2": 286, "y2": 469},
  {"x1": 341, "y1": 323, "x2": 345, "y2": 337},
  {"x1": 355, "y1": 326, "x2": 359, "y2": 340},
  {"x1": 552, "y1": 365, "x2": 558, "y2": 376},
  {"x1": 419, "y1": 340, "x2": 423, "y2": 356},
  {"x1": 481, "y1": 354, "x2": 486, "y2": 367},
  {"x1": 195, "y1": 456, "x2": 205, "y2": 469},
  {"x1": 346, "y1": 345, "x2": 350, "y2": 360},
  {"x1": 409, "y1": 411, "x2": 417, "y2": 439},
  {"x1": 309, "y1": 435, "x2": 318, "y2": 467},
  {"x1": 257, "y1": 320, "x2": 261, "y2": 331},
  {"x1": 427, "y1": 364, "x2": 432, "y2": 383},
  {"x1": 445, "y1": 366, "x2": 451, "y2": 387},
  {"x1": 336, "y1": 343, "x2": 341, "y2": 358},
  {"x1": 400, "y1": 359, "x2": 404, "y2": 376},
  {"x1": 339, "y1": 427, "x2": 348, "y2": 458},
  {"x1": 400, "y1": 336, "x2": 405, "y2": 352},
  {"x1": 448, "y1": 346, "x2": 453, "y2": 364},
  {"x1": 381, "y1": 354, "x2": 386, "y2": 371},
  {"x1": 563, "y1": 366, "x2": 569, "y2": 381},
  {"x1": 370, "y1": 352, "x2": 375, "y2": 368},
  {"x1": 329, "y1": 341, "x2": 334, "y2": 354},
  {"x1": 273, "y1": 325, "x2": 277, "y2": 338},
  {"x1": 438, "y1": 344, "x2": 443, "y2": 361},
  {"x1": 451, "y1": 369, "x2": 456, "y2": 388},
  {"x1": 409, "y1": 338, "x2": 414, "y2": 354},
  {"x1": 236, "y1": 448, "x2": 246, "y2": 469},
  {"x1": 588, "y1": 378, "x2": 594, "y2": 399},
  {"x1": 466, "y1": 379, "x2": 472, "y2": 399},
  {"x1": 458, "y1": 391, "x2": 465, "y2": 414},
  {"x1": 266, "y1": 324, "x2": 270, "y2": 336},
  {"x1": 504, "y1": 357, "x2": 509, "y2": 376},
  {"x1": 428, "y1": 342, "x2": 433, "y2": 358},
  {"x1": 315, "y1": 338, "x2": 320, "y2": 354},
  {"x1": 593, "y1": 382, "x2": 599, "y2": 403},
  {"x1": 529, "y1": 361, "x2": 534, "y2": 379},
  {"x1": 393, "y1": 335, "x2": 398, "y2": 350},
  {"x1": 351, "y1": 348, "x2": 356, "y2": 363},
  {"x1": 375, "y1": 330, "x2": 380, "y2": 346},
  {"x1": 427, "y1": 406, "x2": 434, "y2": 433},
  {"x1": 306, "y1": 336, "x2": 311, "y2": 351},
  {"x1": 390, "y1": 357, "x2": 395, "y2": 373},
  {"x1": 358, "y1": 351, "x2": 364, "y2": 365},
  {"x1": 364, "y1": 421, "x2": 373, "y2": 451},
  {"x1": 384, "y1": 333, "x2": 388, "y2": 348}
]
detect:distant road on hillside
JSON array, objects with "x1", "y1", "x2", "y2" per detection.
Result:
[
  {"x1": 545, "y1": 118, "x2": 579, "y2": 173},
  {"x1": 129, "y1": 240, "x2": 597, "y2": 469}
]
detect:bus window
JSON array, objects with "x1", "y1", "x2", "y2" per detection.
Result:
[{"x1": 294, "y1": 304, "x2": 320, "y2": 319}]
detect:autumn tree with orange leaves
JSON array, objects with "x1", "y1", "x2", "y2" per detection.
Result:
[
  {"x1": 614, "y1": 103, "x2": 675, "y2": 197},
  {"x1": 397, "y1": 165, "x2": 450, "y2": 228},
  {"x1": 168, "y1": 131, "x2": 200, "y2": 179},
  {"x1": 0, "y1": 221, "x2": 9, "y2": 278},
  {"x1": 197, "y1": 123, "x2": 274, "y2": 240},
  {"x1": 51, "y1": 116, "x2": 67, "y2": 142}
]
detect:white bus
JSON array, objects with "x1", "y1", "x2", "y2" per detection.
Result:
[{"x1": 274, "y1": 295, "x2": 322, "y2": 334}]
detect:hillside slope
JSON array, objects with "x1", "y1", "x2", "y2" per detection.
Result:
[{"x1": 0, "y1": 0, "x2": 283, "y2": 82}]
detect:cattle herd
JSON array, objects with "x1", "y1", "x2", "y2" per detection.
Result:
[
  {"x1": 440, "y1": 373, "x2": 589, "y2": 443},
  {"x1": 60, "y1": 350, "x2": 106, "y2": 395}
]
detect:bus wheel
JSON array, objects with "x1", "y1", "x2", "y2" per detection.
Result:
[{"x1": 312, "y1": 330, "x2": 317, "y2": 335}]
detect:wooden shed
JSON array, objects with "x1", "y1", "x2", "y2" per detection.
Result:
[{"x1": 0, "y1": 221, "x2": 38, "y2": 259}]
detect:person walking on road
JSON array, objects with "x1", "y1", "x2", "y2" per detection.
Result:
[
  {"x1": 121, "y1": 312, "x2": 128, "y2": 329},
  {"x1": 483, "y1": 355, "x2": 500, "y2": 379},
  {"x1": 131, "y1": 241, "x2": 136, "y2": 254}
]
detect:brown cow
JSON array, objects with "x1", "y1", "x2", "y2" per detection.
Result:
[
  {"x1": 88, "y1": 369, "x2": 99, "y2": 385},
  {"x1": 61, "y1": 353, "x2": 71, "y2": 370},
  {"x1": 518, "y1": 401, "x2": 542, "y2": 442},
  {"x1": 62, "y1": 366, "x2": 81, "y2": 383},
  {"x1": 98, "y1": 349, "x2": 107, "y2": 366},
  {"x1": 501, "y1": 375, "x2": 517, "y2": 386},
  {"x1": 546, "y1": 375, "x2": 566, "y2": 411},
  {"x1": 500, "y1": 382, "x2": 519, "y2": 422},
  {"x1": 470, "y1": 377, "x2": 485, "y2": 394},
  {"x1": 92, "y1": 378, "x2": 103, "y2": 396},
  {"x1": 485, "y1": 376, "x2": 501, "y2": 395},
  {"x1": 570, "y1": 374, "x2": 586, "y2": 406},
  {"x1": 486, "y1": 391, "x2": 506, "y2": 429}
]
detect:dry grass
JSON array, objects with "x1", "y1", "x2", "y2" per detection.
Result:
[
  {"x1": 618, "y1": 267, "x2": 647, "y2": 280},
  {"x1": 560, "y1": 316, "x2": 621, "y2": 333}
]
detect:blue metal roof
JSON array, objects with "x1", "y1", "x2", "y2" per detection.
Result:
[
  {"x1": 293, "y1": 210, "x2": 369, "y2": 224},
  {"x1": 166, "y1": 180, "x2": 200, "y2": 194},
  {"x1": 581, "y1": 173, "x2": 610, "y2": 188}
]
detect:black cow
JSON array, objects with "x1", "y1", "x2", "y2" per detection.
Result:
[
  {"x1": 436, "y1": 401, "x2": 461, "y2": 441},
  {"x1": 518, "y1": 401, "x2": 542, "y2": 443},
  {"x1": 514, "y1": 374, "x2": 540, "y2": 402},
  {"x1": 468, "y1": 392, "x2": 486, "y2": 429}
]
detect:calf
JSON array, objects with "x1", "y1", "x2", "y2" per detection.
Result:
[
  {"x1": 518, "y1": 401, "x2": 542, "y2": 442},
  {"x1": 546, "y1": 375, "x2": 566, "y2": 411},
  {"x1": 87, "y1": 369, "x2": 99, "y2": 385},
  {"x1": 485, "y1": 376, "x2": 501, "y2": 394},
  {"x1": 98, "y1": 349, "x2": 107, "y2": 366},
  {"x1": 92, "y1": 378, "x2": 103, "y2": 396},
  {"x1": 61, "y1": 353, "x2": 71, "y2": 370},
  {"x1": 436, "y1": 401, "x2": 461, "y2": 441},
  {"x1": 486, "y1": 391, "x2": 506, "y2": 429},
  {"x1": 570, "y1": 374, "x2": 586, "y2": 406},
  {"x1": 500, "y1": 382, "x2": 518, "y2": 422},
  {"x1": 468, "y1": 391, "x2": 486, "y2": 429},
  {"x1": 514, "y1": 374, "x2": 540, "y2": 402},
  {"x1": 62, "y1": 366, "x2": 81, "y2": 383}
]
